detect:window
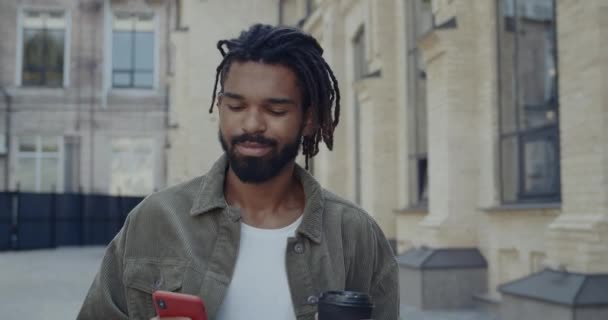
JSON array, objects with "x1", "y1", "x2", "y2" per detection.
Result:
[
  {"x1": 110, "y1": 138, "x2": 154, "y2": 196},
  {"x1": 16, "y1": 136, "x2": 62, "y2": 193},
  {"x1": 21, "y1": 10, "x2": 66, "y2": 87},
  {"x1": 112, "y1": 13, "x2": 155, "y2": 89},
  {"x1": 406, "y1": 0, "x2": 432, "y2": 205},
  {"x1": 498, "y1": 0, "x2": 560, "y2": 203}
]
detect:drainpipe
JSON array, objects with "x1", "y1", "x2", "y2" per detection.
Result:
[
  {"x1": 163, "y1": 1, "x2": 172, "y2": 190},
  {"x1": 0, "y1": 86, "x2": 12, "y2": 191}
]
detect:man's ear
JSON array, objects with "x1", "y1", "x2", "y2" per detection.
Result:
[{"x1": 302, "y1": 107, "x2": 317, "y2": 136}]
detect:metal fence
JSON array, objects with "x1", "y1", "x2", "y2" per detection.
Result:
[{"x1": 0, "y1": 192, "x2": 143, "y2": 251}]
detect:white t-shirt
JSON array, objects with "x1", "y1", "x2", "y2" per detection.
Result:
[{"x1": 216, "y1": 215, "x2": 303, "y2": 320}]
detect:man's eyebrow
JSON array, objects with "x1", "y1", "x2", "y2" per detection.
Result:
[
  {"x1": 220, "y1": 92, "x2": 244, "y2": 100},
  {"x1": 265, "y1": 97, "x2": 297, "y2": 106},
  {"x1": 222, "y1": 92, "x2": 296, "y2": 106}
]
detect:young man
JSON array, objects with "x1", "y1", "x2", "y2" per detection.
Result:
[{"x1": 78, "y1": 24, "x2": 398, "y2": 320}]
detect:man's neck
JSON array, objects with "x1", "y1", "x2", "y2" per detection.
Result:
[{"x1": 224, "y1": 162, "x2": 306, "y2": 229}]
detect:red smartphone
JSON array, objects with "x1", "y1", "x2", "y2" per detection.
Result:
[{"x1": 152, "y1": 290, "x2": 208, "y2": 320}]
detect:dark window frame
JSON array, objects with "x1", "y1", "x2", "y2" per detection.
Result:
[
  {"x1": 405, "y1": 0, "x2": 431, "y2": 206},
  {"x1": 21, "y1": 10, "x2": 66, "y2": 88},
  {"x1": 408, "y1": 154, "x2": 428, "y2": 204},
  {"x1": 111, "y1": 13, "x2": 155, "y2": 89},
  {"x1": 496, "y1": 0, "x2": 561, "y2": 204}
]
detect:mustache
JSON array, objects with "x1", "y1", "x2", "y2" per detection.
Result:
[{"x1": 231, "y1": 134, "x2": 278, "y2": 147}]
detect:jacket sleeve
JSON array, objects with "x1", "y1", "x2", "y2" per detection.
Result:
[
  {"x1": 369, "y1": 223, "x2": 400, "y2": 320},
  {"x1": 370, "y1": 259, "x2": 399, "y2": 320},
  {"x1": 77, "y1": 215, "x2": 132, "y2": 319}
]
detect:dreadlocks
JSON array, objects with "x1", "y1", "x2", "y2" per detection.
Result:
[{"x1": 209, "y1": 24, "x2": 341, "y2": 170}]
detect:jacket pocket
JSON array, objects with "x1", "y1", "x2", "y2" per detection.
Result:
[{"x1": 123, "y1": 258, "x2": 187, "y2": 319}]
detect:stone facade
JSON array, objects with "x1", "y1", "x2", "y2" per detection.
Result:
[
  {"x1": 166, "y1": 0, "x2": 278, "y2": 185},
  {"x1": 295, "y1": 0, "x2": 404, "y2": 244},
  {"x1": 545, "y1": 0, "x2": 608, "y2": 274},
  {"x1": 283, "y1": 0, "x2": 608, "y2": 317},
  {"x1": 0, "y1": 0, "x2": 175, "y2": 195}
]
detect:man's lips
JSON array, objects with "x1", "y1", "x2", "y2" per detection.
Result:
[{"x1": 235, "y1": 142, "x2": 272, "y2": 157}]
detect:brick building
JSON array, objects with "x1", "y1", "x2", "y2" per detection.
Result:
[
  {"x1": 165, "y1": 0, "x2": 278, "y2": 185},
  {"x1": 2, "y1": 0, "x2": 603, "y2": 318},
  {"x1": 282, "y1": 0, "x2": 608, "y2": 318},
  {"x1": 0, "y1": 0, "x2": 176, "y2": 196}
]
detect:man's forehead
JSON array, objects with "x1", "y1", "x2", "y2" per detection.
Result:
[
  {"x1": 222, "y1": 61, "x2": 302, "y2": 101},
  {"x1": 225, "y1": 60, "x2": 295, "y2": 79}
]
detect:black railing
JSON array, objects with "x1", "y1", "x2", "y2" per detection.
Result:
[{"x1": 0, "y1": 191, "x2": 143, "y2": 251}]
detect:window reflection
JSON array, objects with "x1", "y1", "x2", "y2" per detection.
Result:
[
  {"x1": 406, "y1": 0, "x2": 431, "y2": 205},
  {"x1": 112, "y1": 13, "x2": 155, "y2": 89},
  {"x1": 523, "y1": 137, "x2": 559, "y2": 195},
  {"x1": 498, "y1": 0, "x2": 560, "y2": 202},
  {"x1": 21, "y1": 10, "x2": 66, "y2": 87},
  {"x1": 16, "y1": 136, "x2": 61, "y2": 193}
]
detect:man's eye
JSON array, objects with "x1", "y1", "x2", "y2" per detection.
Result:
[
  {"x1": 227, "y1": 105, "x2": 244, "y2": 111},
  {"x1": 268, "y1": 109, "x2": 287, "y2": 116}
]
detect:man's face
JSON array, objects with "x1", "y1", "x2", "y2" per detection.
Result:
[{"x1": 217, "y1": 61, "x2": 311, "y2": 183}]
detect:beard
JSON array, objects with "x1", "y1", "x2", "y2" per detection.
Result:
[{"x1": 219, "y1": 129, "x2": 302, "y2": 184}]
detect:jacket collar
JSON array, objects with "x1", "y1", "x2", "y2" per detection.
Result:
[{"x1": 190, "y1": 155, "x2": 324, "y2": 244}]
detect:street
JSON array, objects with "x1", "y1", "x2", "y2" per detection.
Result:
[
  {"x1": 0, "y1": 247, "x2": 497, "y2": 320},
  {"x1": 0, "y1": 247, "x2": 104, "y2": 319}
]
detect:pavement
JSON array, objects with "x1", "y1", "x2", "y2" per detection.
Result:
[
  {"x1": 0, "y1": 246, "x2": 104, "y2": 320},
  {"x1": 0, "y1": 247, "x2": 498, "y2": 320},
  {"x1": 401, "y1": 305, "x2": 497, "y2": 320}
]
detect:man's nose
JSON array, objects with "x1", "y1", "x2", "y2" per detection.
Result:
[{"x1": 242, "y1": 107, "x2": 266, "y2": 133}]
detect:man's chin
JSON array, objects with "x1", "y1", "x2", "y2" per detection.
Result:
[
  {"x1": 231, "y1": 154, "x2": 272, "y2": 165},
  {"x1": 230, "y1": 165, "x2": 276, "y2": 184},
  {"x1": 227, "y1": 155, "x2": 292, "y2": 183}
]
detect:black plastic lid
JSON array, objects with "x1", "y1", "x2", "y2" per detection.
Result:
[{"x1": 318, "y1": 291, "x2": 374, "y2": 308}]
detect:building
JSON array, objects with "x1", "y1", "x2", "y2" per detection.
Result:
[
  {"x1": 283, "y1": 0, "x2": 608, "y2": 318},
  {"x1": 0, "y1": 0, "x2": 176, "y2": 196},
  {"x1": 166, "y1": 0, "x2": 278, "y2": 185}
]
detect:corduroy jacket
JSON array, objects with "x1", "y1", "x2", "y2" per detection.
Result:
[{"x1": 78, "y1": 156, "x2": 399, "y2": 319}]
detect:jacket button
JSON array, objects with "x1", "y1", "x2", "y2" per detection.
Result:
[
  {"x1": 294, "y1": 242, "x2": 305, "y2": 254},
  {"x1": 307, "y1": 295, "x2": 319, "y2": 304},
  {"x1": 154, "y1": 278, "x2": 163, "y2": 289},
  {"x1": 154, "y1": 277, "x2": 163, "y2": 289}
]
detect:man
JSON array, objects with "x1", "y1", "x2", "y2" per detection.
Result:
[{"x1": 78, "y1": 24, "x2": 398, "y2": 320}]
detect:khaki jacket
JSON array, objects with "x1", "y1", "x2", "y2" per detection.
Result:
[{"x1": 78, "y1": 156, "x2": 399, "y2": 319}]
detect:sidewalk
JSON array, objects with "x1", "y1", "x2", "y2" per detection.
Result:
[
  {"x1": 401, "y1": 305, "x2": 497, "y2": 320},
  {"x1": 0, "y1": 247, "x2": 105, "y2": 320},
  {"x1": 0, "y1": 247, "x2": 497, "y2": 320}
]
